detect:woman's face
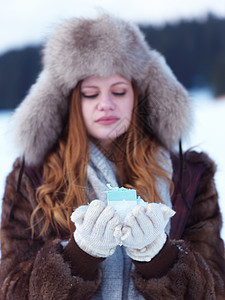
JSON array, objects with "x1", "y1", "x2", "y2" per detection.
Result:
[{"x1": 81, "y1": 74, "x2": 134, "y2": 148}]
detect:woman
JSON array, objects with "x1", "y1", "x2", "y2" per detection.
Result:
[{"x1": 0, "y1": 14, "x2": 225, "y2": 299}]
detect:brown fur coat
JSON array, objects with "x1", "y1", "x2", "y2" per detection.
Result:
[{"x1": 0, "y1": 151, "x2": 225, "y2": 299}]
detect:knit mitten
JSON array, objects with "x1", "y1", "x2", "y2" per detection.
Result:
[
  {"x1": 121, "y1": 203, "x2": 175, "y2": 262},
  {"x1": 71, "y1": 200, "x2": 122, "y2": 258}
]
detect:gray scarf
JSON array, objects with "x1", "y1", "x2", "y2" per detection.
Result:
[{"x1": 87, "y1": 142, "x2": 172, "y2": 300}]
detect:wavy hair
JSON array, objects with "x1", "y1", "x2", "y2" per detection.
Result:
[{"x1": 31, "y1": 81, "x2": 173, "y2": 237}]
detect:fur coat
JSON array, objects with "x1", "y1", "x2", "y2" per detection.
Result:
[
  {"x1": 1, "y1": 14, "x2": 225, "y2": 299},
  {"x1": 0, "y1": 151, "x2": 225, "y2": 299}
]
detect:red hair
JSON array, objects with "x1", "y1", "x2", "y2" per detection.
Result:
[{"x1": 31, "y1": 81, "x2": 173, "y2": 237}]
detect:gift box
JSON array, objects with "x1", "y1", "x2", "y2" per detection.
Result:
[{"x1": 107, "y1": 185, "x2": 138, "y2": 221}]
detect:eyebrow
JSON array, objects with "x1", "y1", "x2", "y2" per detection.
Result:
[
  {"x1": 111, "y1": 82, "x2": 129, "y2": 87},
  {"x1": 81, "y1": 86, "x2": 98, "y2": 89}
]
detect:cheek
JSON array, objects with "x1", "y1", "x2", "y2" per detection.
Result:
[
  {"x1": 118, "y1": 97, "x2": 134, "y2": 133},
  {"x1": 81, "y1": 101, "x2": 90, "y2": 123},
  {"x1": 125, "y1": 96, "x2": 134, "y2": 119},
  {"x1": 129, "y1": 101, "x2": 134, "y2": 115}
]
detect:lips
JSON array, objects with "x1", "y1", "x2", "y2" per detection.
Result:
[{"x1": 95, "y1": 116, "x2": 120, "y2": 125}]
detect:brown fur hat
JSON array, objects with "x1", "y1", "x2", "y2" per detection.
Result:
[{"x1": 11, "y1": 14, "x2": 192, "y2": 166}]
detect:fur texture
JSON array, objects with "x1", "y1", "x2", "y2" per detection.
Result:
[
  {"x1": 11, "y1": 14, "x2": 192, "y2": 166},
  {"x1": 1, "y1": 152, "x2": 224, "y2": 299}
]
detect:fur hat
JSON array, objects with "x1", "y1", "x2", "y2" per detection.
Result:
[{"x1": 11, "y1": 14, "x2": 192, "y2": 166}]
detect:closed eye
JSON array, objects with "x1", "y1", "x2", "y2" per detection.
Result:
[
  {"x1": 112, "y1": 92, "x2": 126, "y2": 96},
  {"x1": 82, "y1": 93, "x2": 98, "y2": 99}
]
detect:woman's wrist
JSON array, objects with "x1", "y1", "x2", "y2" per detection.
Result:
[
  {"x1": 63, "y1": 235, "x2": 105, "y2": 281},
  {"x1": 126, "y1": 232, "x2": 167, "y2": 262},
  {"x1": 132, "y1": 236, "x2": 178, "y2": 279}
]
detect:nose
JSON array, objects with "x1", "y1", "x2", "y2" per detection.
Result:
[{"x1": 97, "y1": 93, "x2": 115, "y2": 111}]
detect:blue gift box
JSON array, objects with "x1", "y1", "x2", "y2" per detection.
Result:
[
  {"x1": 107, "y1": 186, "x2": 137, "y2": 202},
  {"x1": 106, "y1": 185, "x2": 138, "y2": 221}
]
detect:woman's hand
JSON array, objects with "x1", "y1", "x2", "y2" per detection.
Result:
[
  {"x1": 71, "y1": 200, "x2": 122, "y2": 258},
  {"x1": 121, "y1": 203, "x2": 175, "y2": 261}
]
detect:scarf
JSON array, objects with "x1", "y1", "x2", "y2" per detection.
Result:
[{"x1": 87, "y1": 142, "x2": 172, "y2": 300}]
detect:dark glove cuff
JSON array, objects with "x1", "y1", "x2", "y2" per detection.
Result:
[
  {"x1": 63, "y1": 235, "x2": 105, "y2": 281},
  {"x1": 133, "y1": 236, "x2": 178, "y2": 279}
]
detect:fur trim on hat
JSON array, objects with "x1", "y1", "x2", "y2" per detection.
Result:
[{"x1": 11, "y1": 14, "x2": 192, "y2": 166}]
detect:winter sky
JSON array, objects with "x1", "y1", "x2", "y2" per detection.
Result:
[{"x1": 1, "y1": 0, "x2": 225, "y2": 55}]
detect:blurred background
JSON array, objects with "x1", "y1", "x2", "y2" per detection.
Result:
[{"x1": 0, "y1": 0, "x2": 225, "y2": 240}]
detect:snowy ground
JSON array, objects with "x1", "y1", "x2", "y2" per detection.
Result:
[{"x1": 0, "y1": 90, "x2": 225, "y2": 242}]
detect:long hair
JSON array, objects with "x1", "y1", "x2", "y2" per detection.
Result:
[
  {"x1": 31, "y1": 81, "x2": 173, "y2": 237},
  {"x1": 100, "y1": 83, "x2": 173, "y2": 204},
  {"x1": 31, "y1": 82, "x2": 88, "y2": 237}
]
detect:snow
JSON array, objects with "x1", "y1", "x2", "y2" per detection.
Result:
[
  {"x1": 0, "y1": 90, "x2": 225, "y2": 242},
  {"x1": 0, "y1": 110, "x2": 19, "y2": 204},
  {"x1": 185, "y1": 89, "x2": 225, "y2": 240}
]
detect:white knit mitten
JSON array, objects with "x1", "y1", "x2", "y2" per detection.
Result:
[
  {"x1": 121, "y1": 203, "x2": 175, "y2": 262},
  {"x1": 71, "y1": 200, "x2": 122, "y2": 258}
]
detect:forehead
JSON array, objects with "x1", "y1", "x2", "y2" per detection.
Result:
[{"x1": 81, "y1": 74, "x2": 131, "y2": 87}]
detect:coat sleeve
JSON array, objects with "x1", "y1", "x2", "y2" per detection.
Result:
[
  {"x1": 132, "y1": 152, "x2": 225, "y2": 299},
  {"x1": 0, "y1": 161, "x2": 101, "y2": 300}
]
